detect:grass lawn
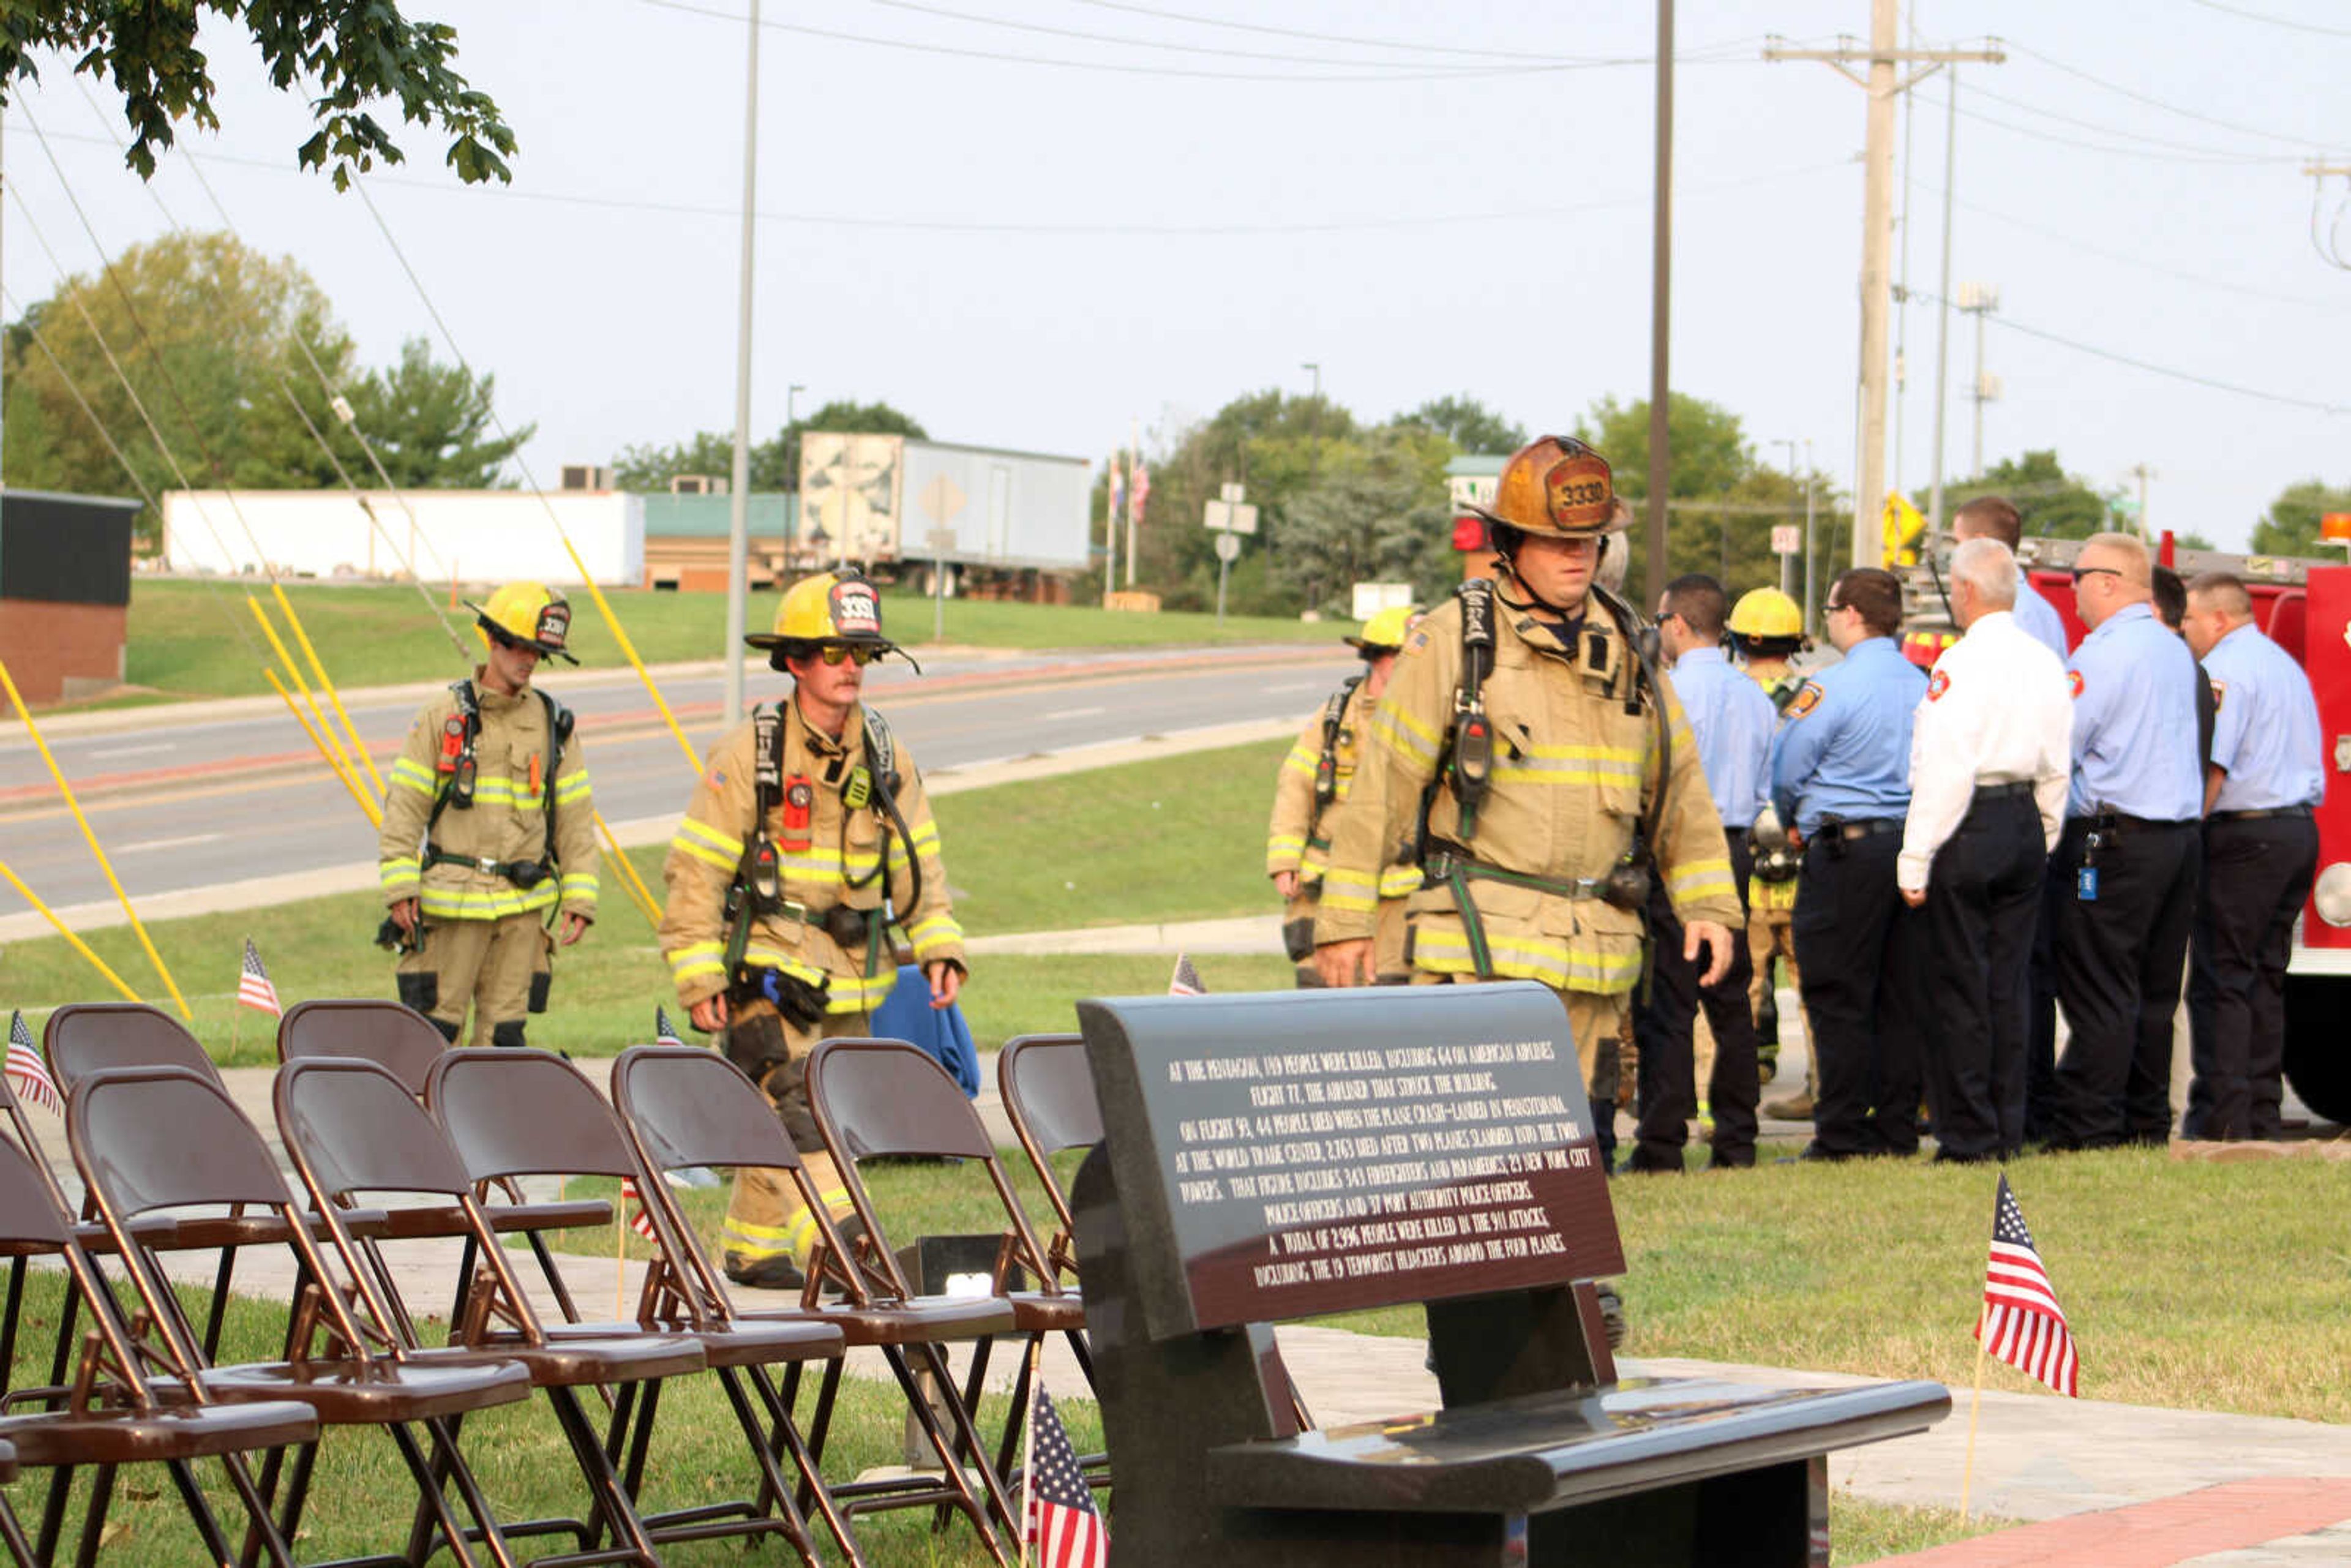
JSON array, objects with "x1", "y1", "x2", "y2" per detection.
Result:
[
  {"x1": 99, "y1": 579, "x2": 1329, "y2": 709},
  {"x1": 0, "y1": 738, "x2": 1296, "y2": 1063}
]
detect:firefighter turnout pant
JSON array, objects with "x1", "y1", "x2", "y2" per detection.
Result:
[
  {"x1": 718, "y1": 994, "x2": 871, "y2": 1278},
  {"x1": 396, "y1": 913, "x2": 552, "y2": 1048}
]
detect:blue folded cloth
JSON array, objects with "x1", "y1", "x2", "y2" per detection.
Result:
[{"x1": 869, "y1": 963, "x2": 980, "y2": 1098}]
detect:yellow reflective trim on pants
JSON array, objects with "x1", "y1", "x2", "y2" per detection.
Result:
[{"x1": 1414, "y1": 928, "x2": 1641, "y2": 993}]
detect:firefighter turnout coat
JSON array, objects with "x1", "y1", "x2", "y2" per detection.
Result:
[
  {"x1": 1266, "y1": 680, "x2": 1421, "y2": 975},
  {"x1": 659, "y1": 697, "x2": 965, "y2": 1014},
  {"x1": 378, "y1": 681, "x2": 599, "y2": 925},
  {"x1": 1314, "y1": 592, "x2": 1741, "y2": 994}
]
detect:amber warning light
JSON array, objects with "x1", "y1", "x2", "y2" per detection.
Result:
[{"x1": 2322, "y1": 512, "x2": 2351, "y2": 541}]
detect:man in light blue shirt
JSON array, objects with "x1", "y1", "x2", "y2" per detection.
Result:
[
  {"x1": 2181, "y1": 571, "x2": 2323, "y2": 1140},
  {"x1": 1769, "y1": 568, "x2": 1927, "y2": 1159},
  {"x1": 1628, "y1": 576, "x2": 1772, "y2": 1172},
  {"x1": 1954, "y1": 496, "x2": 2070, "y2": 660},
  {"x1": 2044, "y1": 533, "x2": 2204, "y2": 1150}
]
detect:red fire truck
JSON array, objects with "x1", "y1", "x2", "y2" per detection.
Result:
[{"x1": 1899, "y1": 533, "x2": 2351, "y2": 1125}]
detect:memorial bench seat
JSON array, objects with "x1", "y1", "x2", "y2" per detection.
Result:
[{"x1": 1204, "y1": 1374, "x2": 1951, "y2": 1516}]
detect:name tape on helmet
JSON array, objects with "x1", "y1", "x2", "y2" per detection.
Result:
[{"x1": 830, "y1": 578, "x2": 882, "y2": 639}]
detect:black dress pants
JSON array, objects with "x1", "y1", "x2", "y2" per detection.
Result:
[
  {"x1": 1630, "y1": 834, "x2": 1761, "y2": 1170},
  {"x1": 2049, "y1": 816, "x2": 2201, "y2": 1149},
  {"x1": 2186, "y1": 812, "x2": 2318, "y2": 1140},
  {"x1": 1920, "y1": 790, "x2": 2046, "y2": 1161},
  {"x1": 1791, "y1": 825, "x2": 1922, "y2": 1158}
]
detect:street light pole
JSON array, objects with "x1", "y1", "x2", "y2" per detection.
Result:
[{"x1": 721, "y1": 0, "x2": 762, "y2": 731}]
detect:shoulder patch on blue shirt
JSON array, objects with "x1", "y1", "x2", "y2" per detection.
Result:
[
  {"x1": 2210, "y1": 678, "x2": 2225, "y2": 712},
  {"x1": 1787, "y1": 681, "x2": 1824, "y2": 718}
]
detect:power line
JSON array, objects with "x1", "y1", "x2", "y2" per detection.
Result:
[
  {"x1": 1955, "y1": 81, "x2": 2311, "y2": 163},
  {"x1": 1057, "y1": 0, "x2": 1606, "y2": 61},
  {"x1": 634, "y1": 0, "x2": 1752, "y2": 81},
  {"x1": 1910, "y1": 288, "x2": 2347, "y2": 416},
  {"x1": 2005, "y1": 42, "x2": 2323, "y2": 148},
  {"x1": 1922, "y1": 88, "x2": 2304, "y2": 167},
  {"x1": 1904, "y1": 174, "x2": 2351, "y2": 310},
  {"x1": 2184, "y1": 0, "x2": 2351, "y2": 39},
  {"x1": 30, "y1": 121, "x2": 1851, "y2": 236}
]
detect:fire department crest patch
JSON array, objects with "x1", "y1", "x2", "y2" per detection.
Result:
[
  {"x1": 2068, "y1": 669, "x2": 2085, "y2": 699},
  {"x1": 1927, "y1": 669, "x2": 1951, "y2": 702},
  {"x1": 1787, "y1": 681, "x2": 1824, "y2": 719},
  {"x1": 2209, "y1": 678, "x2": 2226, "y2": 712}
]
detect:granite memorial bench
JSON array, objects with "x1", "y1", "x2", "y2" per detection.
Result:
[{"x1": 1070, "y1": 981, "x2": 1951, "y2": 1567}]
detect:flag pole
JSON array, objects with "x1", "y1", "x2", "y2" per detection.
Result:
[
  {"x1": 1960, "y1": 1299, "x2": 1990, "y2": 1521},
  {"x1": 1018, "y1": 1337, "x2": 1041, "y2": 1568},
  {"x1": 230, "y1": 939, "x2": 245, "y2": 1059}
]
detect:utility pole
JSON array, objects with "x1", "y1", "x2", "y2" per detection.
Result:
[
  {"x1": 1957, "y1": 283, "x2": 2001, "y2": 476},
  {"x1": 1646, "y1": 0, "x2": 1674, "y2": 597},
  {"x1": 1766, "y1": 10, "x2": 2003, "y2": 571},
  {"x1": 1926, "y1": 66, "x2": 1959, "y2": 536},
  {"x1": 1774, "y1": 438, "x2": 1801, "y2": 597},
  {"x1": 721, "y1": 0, "x2": 762, "y2": 730}
]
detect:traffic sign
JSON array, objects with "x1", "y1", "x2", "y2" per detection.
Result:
[
  {"x1": 925, "y1": 528, "x2": 958, "y2": 554},
  {"x1": 1771, "y1": 525, "x2": 1801, "y2": 555},
  {"x1": 1220, "y1": 482, "x2": 1247, "y2": 504},
  {"x1": 919, "y1": 474, "x2": 967, "y2": 525},
  {"x1": 1204, "y1": 500, "x2": 1259, "y2": 535},
  {"x1": 1213, "y1": 532, "x2": 1242, "y2": 563}
]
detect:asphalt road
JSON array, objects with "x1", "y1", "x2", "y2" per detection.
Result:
[{"x1": 0, "y1": 643, "x2": 1354, "y2": 919}]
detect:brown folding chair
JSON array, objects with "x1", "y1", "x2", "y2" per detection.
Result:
[
  {"x1": 610, "y1": 1043, "x2": 1022, "y2": 1566},
  {"x1": 62, "y1": 1062, "x2": 540, "y2": 1568},
  {"x1": 804, "y1": 1037, "x2": 1087, "y2": 1515},
  {"x1": 0, "y1": 1123, "x2": 320, "y2": 1568},
  {"x1": 996, "y1": 1033, "x2": 1310, "y2": 1438},
  {"x1": 276, "y1": 998, "x2": 602, "y2": 1334},
  {"x1": 325, "y1": 1048, "x2": 847, "y2": 1565}
]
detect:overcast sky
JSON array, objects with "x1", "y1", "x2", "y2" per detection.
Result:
[{"x1": 3, "y1": 0, "x2": 2346, "y2": 555}]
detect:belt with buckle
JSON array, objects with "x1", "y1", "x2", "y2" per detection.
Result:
[
  {"x1": 1815, "y1": 817, "x2": 1902, "y2": 841},
  {"x1": 2210, "y1": 805, "x2": 2314, "y2": 822}
]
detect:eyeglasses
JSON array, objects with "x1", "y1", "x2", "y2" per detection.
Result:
[
  {"x1": 819, "y1": 645, "x2": 885, "y2": 667},
  {"x1": 2070, "y1": 566, "x2": 2122, "y2": 585},
  {"x1": 1823, "y1": 600, "x2": 1850, "y2": 615}
]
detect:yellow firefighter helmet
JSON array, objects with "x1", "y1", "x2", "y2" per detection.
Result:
[
  {"x1": 748, "y1": 569, "x2": 901, "y2": 666},
  {"x1": 1727, "y1": 587, "x2": 1804, "y2": 640},
  {"x1": 1466, "y1": 435, "x2": 1632, "y2": 539},
  {"x1": 1345, "y1": 604, "x2": 1422, "y2": 655},
  {"x1": 467, "y1": 582, "x2": 576, "y2": 664}
]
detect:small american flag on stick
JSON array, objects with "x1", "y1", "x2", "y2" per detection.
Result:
[
  {"x1": 237, "y1": 939, "x2": 282, "y2": 1018},
  {"x1": 1022, "y1": 1382, "x2": 1106, "y2": 1568},
  {"x1": 617, "y1": 1176, "x2": 659, "y2": 1242},
  {"x1": 1168, "y1": 954, "x2": 1205, "y2": 996},
  {"x1": 5, "y1": 1011, "x2": 61, "y2": 1115},
  {"x1": 1976, "y1": 1174, "x2": 2079, "y2": 1398},
  {"x1": 654, "y1": 1005, "x2": 684, "y2": 1046}
]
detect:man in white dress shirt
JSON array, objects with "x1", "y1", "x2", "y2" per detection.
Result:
[{"x1": 1899, "y1": 538, "x2": 2074, "y2": 1161}]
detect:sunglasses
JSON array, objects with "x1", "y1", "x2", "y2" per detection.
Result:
[
  {"x1": 1823, "y1": 600, "x2": 1850, "y2": 614},
  {"x1": 817, "y1": 645, "x2": 885, "y2": 667},
  {"x1": 2070, "y1": 565, "x2": 2121, "y2": 585}
]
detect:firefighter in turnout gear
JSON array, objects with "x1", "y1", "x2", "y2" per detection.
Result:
[
  {"x1": 1728, "y1": 587, "x2": 1815, "y2": 1109},
  {"x1": 1265, "y1": 604, "x2": 1423, "y2": 985},
  {"x1": 659, "y1": 569, "x2": 967, "y2": 1291},
  {"x1": 378, "y1": 581, "x2": 598, "y2": 1048},
  {"x1": 1313, "y1": 437, "x2": 1742, "y2": 1145}
]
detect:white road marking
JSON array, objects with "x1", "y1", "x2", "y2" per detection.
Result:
[
  {"x1": 1041, "y1": 705, "x2": 1106, "y2": 721},
  {"x1": 1264, "y1": 681, "x2": 1321, "y2": 694},
  {"x1": 87, "y1": 743, "x2": 177, "y2": 760},
  {"x1": 119, "y1": 832, "x2": 223, "y2": 853}
]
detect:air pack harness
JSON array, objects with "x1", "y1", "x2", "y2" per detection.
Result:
[
  {"x1": 722, "y1": 702, "x2": 922, "y2": 1021},
  {"x1": 1417, "y1": 577, "x2": 1673, "y2": 980},
  {"x1": 419, "y1": 680, "x2": 574, "y2": 890}
]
